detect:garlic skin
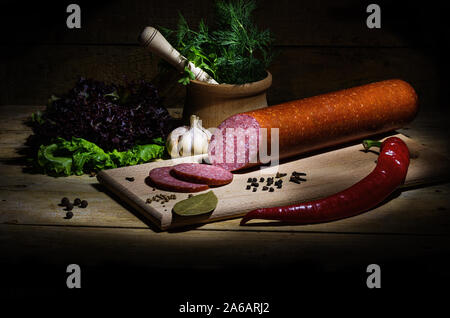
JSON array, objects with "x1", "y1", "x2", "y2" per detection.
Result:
[
  {"x1": 166, "y1": 126, "x2": 189, "y2": 158},
  {"x1": 166, "y1": 115, "x2": 211, "y2": 158}
]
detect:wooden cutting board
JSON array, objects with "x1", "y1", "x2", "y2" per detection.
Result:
[{"x1": 97, "y1": 133, "x2": 450, "y2": 230}]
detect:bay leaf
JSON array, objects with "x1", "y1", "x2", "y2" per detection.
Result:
[{"x1": 173, "y1": 191, "x2": 218, "y2": 216}]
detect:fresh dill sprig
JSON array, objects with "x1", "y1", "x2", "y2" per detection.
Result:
[{"x1": 159, "y1": 0, "x2": 274, "y2": 85}]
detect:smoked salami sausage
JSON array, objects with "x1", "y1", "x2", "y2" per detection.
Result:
[
  {"x1": 208, "y1": 79, "x2": 418, "y2": 171},
  {"x1": 148, "y1": 166, "x2": 208, "y2": 192},
  {"x1": 172, "y1": 163, "x2": 233, "y2": 186}
]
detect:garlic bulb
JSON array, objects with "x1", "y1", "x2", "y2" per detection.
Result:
[{"x1": 166, "y1": 115, "x2": 212, "y2": 158}]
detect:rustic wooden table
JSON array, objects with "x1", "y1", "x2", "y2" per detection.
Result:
[{"x1": 1, "y1": 105, "x2": 450, "y2": 300}]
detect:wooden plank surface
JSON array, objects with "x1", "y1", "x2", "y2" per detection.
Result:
[
  {"x1": 1, "y1": 162, "x2": 450, "y2": 235},
  {"x1": 2, "y1": 222, "x2": 449, "y2": 294},
  {"x1": 2, "y1": 223, "x2": 449, "y2": 271},
  {"x1": 1, "y1": 45, "x2": 441, "y2": 107},
  {"x1": 0, "y1": 105, "x2": 449, "y2": 235},
  {"x1": 1, "y1": 105, "x2": 450, "y2": 295},
  {"x1": 96, "y1": 134, "x2": 450, "y2": 230}
]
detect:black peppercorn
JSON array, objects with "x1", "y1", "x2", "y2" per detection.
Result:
[
  {"x1": 126, "y1": 177, "x2": 135, "y2": 182},
  {"x1": 80, "y1": 200, "x2": 88, "y2": 208},
  {"x1": 252, "y1": 188, "x2": 257, "y2": 192},
  {"x1": 289, "y1": 176, "x2": 301, "y2": 184},
  {"x1": 246, "y1": 185, "x2": 251, "y2": 190},
  {"x1": 65, "y1": 203, "x2": 74, "y2": 211},
  {"x1": 61, "y1": 197, "x2": 70, "y2": 206},
  {"x1": 275, "y1": 172, "x2": 287, "y2": 178},
  {"x1": 74, "y1": 198, "x2": 81, "y2": 206},
  {"x1": 269, "y1": 187, "x2": 274, "y2": 192},
  {"x1": 65, "y1": 211, "x2": 73, "y2": 219}
]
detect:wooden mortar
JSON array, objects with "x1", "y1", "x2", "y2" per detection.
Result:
[{"x1": 183, "y1": 71, "x2": 272, "y2": 128}]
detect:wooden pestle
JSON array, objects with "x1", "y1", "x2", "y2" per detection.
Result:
[{"x1": 139, "y1": 26, "x2": 218, "y2": 84}]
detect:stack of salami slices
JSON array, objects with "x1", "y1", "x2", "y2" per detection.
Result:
[{"x1": 148, "y1": 163, "x2": 233, "y2": 192}]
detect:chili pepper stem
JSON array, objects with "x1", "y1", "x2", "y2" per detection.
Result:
[{"x1": 363, "y1": 139, "x2": 382, "y2": 151}]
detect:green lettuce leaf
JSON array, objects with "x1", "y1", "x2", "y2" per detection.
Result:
[
  {"x1": 37, "y1": 143, "x2": 72, "y2": 176},
  {"x1": 37, "y1": 137, "x2": 165, "y2": 177}
]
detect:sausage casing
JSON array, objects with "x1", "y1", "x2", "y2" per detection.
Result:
[{"x1": 208, "y1": 79, "x2": 418, "y2": 171}]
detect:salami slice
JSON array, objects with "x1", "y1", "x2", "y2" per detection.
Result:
[
  {"x1": 148, "y1": 166, "x2": 208, "y2": 192},
  {"x1": 172, "y1": 163, "x2": 233, "y2": 186},
  {"x1": 208, "y1": 79, "x2": 418, "y2": 171}
]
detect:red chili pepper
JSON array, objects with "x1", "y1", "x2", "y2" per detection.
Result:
[{"x1": 240, "y1": 137, "x2": 410, "y2": 225}]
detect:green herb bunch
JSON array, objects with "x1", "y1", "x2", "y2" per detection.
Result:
[{"x1": 160, "y1": 0, "x2": 274, "y2": 85}]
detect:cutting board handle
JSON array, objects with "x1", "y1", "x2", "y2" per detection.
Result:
[{"x1": 139, "y1": 26, "x2": 218, "y2": 84}]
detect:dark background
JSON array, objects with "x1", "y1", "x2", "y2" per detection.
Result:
[
  {"x1": 1, "y1": 0, "x2": 448, "y2": 114},
  {"x1": 1, "y1": 0, "x2": 449, "y2": 310}
]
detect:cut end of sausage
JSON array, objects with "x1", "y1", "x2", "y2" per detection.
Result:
[
  {"x1": 148, "y1": 166, "x2": 209, "y2": 193},
  {"x1": 208, "y1": 114, "x2": 260, "y2": 171},
  {"x1": 172, "y1": 163, "x2": 233, "y2": 186}
]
